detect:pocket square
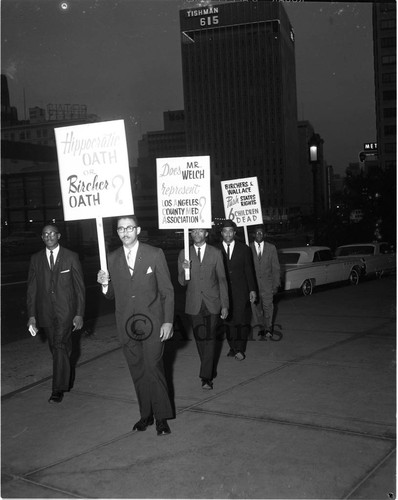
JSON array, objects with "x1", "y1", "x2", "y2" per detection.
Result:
[
  {"x1": 60, "y1": 269, "x2": 70, "y2": 274},
  {"x1": 146, "y1": 267, "x2": 153, "y2": 274}
]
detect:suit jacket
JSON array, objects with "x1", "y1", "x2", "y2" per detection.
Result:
[
  {"x1": 105, "y1": 243, "x2": 174, "y2": 340},
  {"x1": 27, "y1": 246, "x2": 85, "y2": 327},
  {"x1": 250, "y1": 241, "x2": 281, "y2": 293},
  {"x1": 178, "y1": 244, "x2": 229, "y2": 316},
  {"x1": 218, "y1": 240, "x2": 257, "y2": 323}
]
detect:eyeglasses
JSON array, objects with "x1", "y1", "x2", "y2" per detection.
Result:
[
  {"x1": 42, "y1": 231, "x2": 58, "y2": 238},
  {"x1": 117, "y1": 226, "x2": 137, "y2": 234}
]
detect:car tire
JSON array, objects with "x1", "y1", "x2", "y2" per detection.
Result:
[
  {"x1": 349, "y1": 268, "x2": 360, "y2": 286},
  {"x1": 300, "y1": 279, "x2": 313, "y2": 296}
]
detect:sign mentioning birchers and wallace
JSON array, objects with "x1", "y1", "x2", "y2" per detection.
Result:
[
  {"x1": 54, "y1": 120, "x2": 134, "y2": 221},
  {"x1": 156, "y1": 156, "x2": 211, "y2": 229},
  {"x1": 221, "y1": 176, "x2": 262, "y2": 226}
]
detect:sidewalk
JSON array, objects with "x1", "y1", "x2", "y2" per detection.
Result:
[{"x1": 2, "y1": 276, "x2": 396, "y2": 499}]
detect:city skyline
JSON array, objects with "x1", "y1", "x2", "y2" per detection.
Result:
[{"x1": 2, "y1": 0, "x2": 376, "y2": 174}]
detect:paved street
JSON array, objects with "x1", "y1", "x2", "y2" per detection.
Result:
[{"x1": 1, "y1": 274, "x2": 396, "y2": 499}]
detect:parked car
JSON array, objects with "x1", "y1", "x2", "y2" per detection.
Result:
[
  {"x1": 335, "y1": 242, "x2": 396, "y2": 279},
  {"x1": 278, "y1": 246, "x2": 365, "y2": 296}
]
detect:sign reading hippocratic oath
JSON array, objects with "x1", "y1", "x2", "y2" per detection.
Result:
[
  {"x1": 156, "y1": 156, "x2": 212, "y2": 229},
  {"x1": 221, "y1": 176, "x2": 262, "y2": 226},
  {"x1": 54, "y1": 120, "x2": 134, "y2": 221}
]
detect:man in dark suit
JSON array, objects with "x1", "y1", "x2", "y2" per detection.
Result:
[
  {"x1": 97, "y1": 215, "x2": 174, "y2": 436},
  {"x1": 27, "y1": 223, "x2": 85, "y2": 404},
  {"x1": 217, "y1": 220, "x2": 257, "y2": 360},
  {"x1": 178, "y1": 228, "x2": 229, "y2": 390},
  {"x1": 250, "y1": 224, "x2": 280, "y2": 339}
]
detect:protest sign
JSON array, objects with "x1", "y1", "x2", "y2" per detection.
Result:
[
  {"x1": 54, "y1": 120, "x2": 134, "y2": 271},
  {"x1": 221, "y1": 177, "x2": 262, "y2": 245},
  {"x1": 54, "y1": 120, "x2": 134, "y2": 220},
  {"x1": 156, "y1": 155, "x2": 211, "y2": 229},
  {"x1": 157, "y1": 155, "x2": 212, "y2": 279}
]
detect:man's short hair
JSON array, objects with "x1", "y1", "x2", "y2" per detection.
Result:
[
  {"x1": 221, "y1": 219, "x2": 237, "y2": 230},
  {"x1": 117, "y1": 214, "x2": 139, "y2": 226},
  {"x1": 42, "y1": 223, "x2": 60, "y2": 233}
]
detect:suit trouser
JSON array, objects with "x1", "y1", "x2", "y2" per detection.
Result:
[
  {"x1": 43, "y1": 317, "x2": 73, "y2": 392},
  {"x1": 252, "y1": 288, "x2": 274, "y2": 331},
  {"x1": 224, "y1": 300, "x2": 251, "y2": 353},
  {"x1": 122, "y1": 335, "x2": 173, "y2": 421},
  {"x1": 190, "y1": 311, "x2": 219, "y2": 381}
]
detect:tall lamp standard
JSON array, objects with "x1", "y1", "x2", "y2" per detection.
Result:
[{"x1": 308, "y1": 133, "x2": 323, "y2": 244}]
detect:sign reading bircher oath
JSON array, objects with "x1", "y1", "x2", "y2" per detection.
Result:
[
  {"x1": 54, "y1": 120, "x2": 134, "y2": 221},
  {"x1": 221, "y1": 177, "x2": 262, "y2": 226},
  {"x1": 156, "y1": 156, "x2": 211, "y2": 229}
]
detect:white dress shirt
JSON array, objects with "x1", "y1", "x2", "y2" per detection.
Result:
[
  {"x1": 222, "y1": 240, "x2": 235, "y2": 259},
  {"x1": 46, "y1": 245, "x2": 60, "y2": 269}
]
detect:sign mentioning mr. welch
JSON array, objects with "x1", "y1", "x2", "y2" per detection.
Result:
[
  {"x1": 54, "y1": 120, "x2": 134, "y2": 221},
  {"x1": 156, "y1": 156, "x2": 211, "y2": 229}
]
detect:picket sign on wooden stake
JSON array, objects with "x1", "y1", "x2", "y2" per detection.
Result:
[
  {"x1": 96, "y1": 217, "x2": 108, "y2": 273},
  {"x1": 184, "y1": 227, "x2": 190, "y2": 281}
]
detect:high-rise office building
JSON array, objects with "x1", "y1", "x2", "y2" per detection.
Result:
[
  {"x1": 180, "y1": 2, "x2": 300, "y2": 217},
  {"x1": 372, "y1": 3, "x2": 396, "y2": 171}
]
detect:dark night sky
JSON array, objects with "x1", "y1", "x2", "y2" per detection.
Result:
[{"x1": 2, "y1": 0, "x2": 376, "y2": 174}]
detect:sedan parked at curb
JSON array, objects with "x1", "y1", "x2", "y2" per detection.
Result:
[
  {"x1": 335, "y1": 242, "x2": 396, "y2": 279},
  {"x1": 278, "y1": 246, "x2": 365, "y2": 296}
]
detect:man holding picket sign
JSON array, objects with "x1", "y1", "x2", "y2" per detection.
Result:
[
  {"x1": 97, "y1": 215, "x2": 174, "y2": 436},
  {"x1": 55, "y1": 120, "x2": 174, "y2": 435},
  {"x1": 178, "y1": 228, "x2": 229, "y2": 391}
]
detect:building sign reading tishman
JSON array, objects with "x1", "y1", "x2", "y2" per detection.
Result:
[{"x1": 181, "y1": 2, "x2": 276, "y2": 33}]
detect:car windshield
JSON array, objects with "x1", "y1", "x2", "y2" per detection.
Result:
[
  {"x1": 336, "y1": 246, "x2": 374, "y2": 256},
  {"x1": 278, "y1": 252, "x2": 300, "y2": 264}
]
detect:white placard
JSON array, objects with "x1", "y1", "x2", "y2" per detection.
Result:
[
  {"x1": 156, "y1": 156, "x2": 212, "y2": 229},
  {"x1": 54, "y1": 120, "x2": 134, "y2": 221},
  {"x1": 221, "y1": 176, "x2": 262, "y2": 226}
]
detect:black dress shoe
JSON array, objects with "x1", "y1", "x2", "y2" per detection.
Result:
[
  {"x1": 258, "y1": 330, "x2": 266, "y2": 341},
  {"x1": 48, "y1": 392, "x2": 64, "y2": 403},
  {"x1": 201, "y1": 378, "x2": 213, "y2": 390},
  {"x1": 156, "y1": 419, "x2": 171, "y2": 436},
  {"x1": 234, "y1": 351, "x2": 246, "y2": 361},
  {"x1": 132, "y1": 416, "x2": 154, "y2": 431}
]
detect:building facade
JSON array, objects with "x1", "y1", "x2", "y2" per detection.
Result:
[
  {"x1": 180, "y1": 2, "x2": 301, "y2": 221},
  {"x1": 372, "y1": 3, "x2": 396, "y2": 171}
]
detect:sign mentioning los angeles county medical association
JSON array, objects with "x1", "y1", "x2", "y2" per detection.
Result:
[
  {"x1": 156, "y1": 156, "x2": 212, "y2": 229},
  {"x1": 54, "y1": 120, "x2": 134, "y2": 221}
]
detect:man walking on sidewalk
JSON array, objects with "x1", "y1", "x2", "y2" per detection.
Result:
[
  {"x1": 250, "y1": 224, "x2": 280, "y2": 339},
  {"x1": 97, "y1": 215, "x2": 174, "y2": 436},
  {"x1": 178, "y1": 228, "x2": 229, "y2": 390},
  {"x1": 27, "y1": 223, "x2": 85, "y2": 404},
  {"x1": 217, "y1": 220, "x2": 257, "y2": 360}
]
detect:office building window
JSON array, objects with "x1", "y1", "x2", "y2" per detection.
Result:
[
  {"x1": 384, "y1": 125, "x2": 396, "y2": 136},
  {"x1": 381, "y1": 37, "x2": 396, "y2": 48},
  {"x1": 383, "y1": 90, "x2": 396, "y2": 101},
  {"x1": 382, "y1": 55, "x2": 396, "y2": 65},
  {"x1": 382, "y1": 72, "x2": 396, "y2": 83},
  {"x1": 381, "y1": 19, "x2": 396, "y2": 29},
  {"x1": 383, "y1": 107, "x2": 396, "y2": 118}
]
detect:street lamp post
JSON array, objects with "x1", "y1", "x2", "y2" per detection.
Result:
[{"x1": 309, "y1": 133, "x2": 322, "y2": 244}]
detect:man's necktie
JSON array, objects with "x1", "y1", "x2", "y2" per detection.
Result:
[
  {"x1": 127, "y1": 250, "x2": 134, "y2": 275},
  {"x1": 257, "y1": 243, "x2": 262, "y2": 260},
  {"x1": 197, "y1": 246, "x2": 201, "y2": 263},
  {"x1": 227, "y1": 243, "x2": 230, "y2": 260},
  {"x1": 50, "y1": 250, "x2": 54, "y2": 271}
]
